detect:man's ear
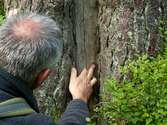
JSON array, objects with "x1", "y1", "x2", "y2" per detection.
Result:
[{"x1": 34, "y1": 68, "x2": 51, "y2": 88}]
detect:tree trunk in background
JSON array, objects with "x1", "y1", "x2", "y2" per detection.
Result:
[
  {"x1": 4, "y1": 0, "x2": 167, "y2": 123},
  {"x1": 98, "y1": 0, "x2": 167, "y2": 82}
]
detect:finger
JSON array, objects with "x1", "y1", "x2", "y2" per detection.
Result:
[
  {"x1": 87, "y1": 64, "x2": 96, "y2": 80},
  {"x1": 70, "y1": 67, "x2": 77, "y2": 80},
  {"x1": 90, "y1": 77, "x2": 97, "y2": 86},
  {"x1": 80, "y1": 68, "x2": 88, "y2": 77}
]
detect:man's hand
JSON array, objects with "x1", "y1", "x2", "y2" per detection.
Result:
[{"x1": 69, "y1": 64, "x2": 97, "y2": 103}]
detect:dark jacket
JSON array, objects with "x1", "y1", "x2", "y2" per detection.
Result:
[{"x1": 0, "y1": 68, "x2": 89, "y2": 125}]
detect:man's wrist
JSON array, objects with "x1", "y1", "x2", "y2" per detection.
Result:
[{"x1": 72, "y1": 97, "x2": 88, "y2": 104}]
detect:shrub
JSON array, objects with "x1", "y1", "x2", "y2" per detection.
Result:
[{"x1": 95, "y1": 26, "x2": 167, "y2": 125}]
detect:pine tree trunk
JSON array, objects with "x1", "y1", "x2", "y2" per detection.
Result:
[
  {"x1": 98, "y1": 0, "x2": 167, "y2": 82},
  {"x1": 4, "y1": 0, "x2": 167, "y2": 123},
  {"x1": 97, "y1": 0, "x2": 167, "y2": 124}
]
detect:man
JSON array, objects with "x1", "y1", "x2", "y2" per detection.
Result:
[{"x1": 0, "y1": 13, "x2": 97, "y2": 125}]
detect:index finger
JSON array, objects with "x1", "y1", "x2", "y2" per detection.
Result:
[
  {"x1": 87, "y1": 64, "x2": 96, "y2": 80},
  {"x1": 70, "y1": 67, "x2": 77, "y2": 81}
]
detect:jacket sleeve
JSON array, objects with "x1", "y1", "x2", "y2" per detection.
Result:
[{"x1": 57, "y1": 99, "x2": 89, "y2": 125}]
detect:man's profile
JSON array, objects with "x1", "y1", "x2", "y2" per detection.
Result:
[{"x1": 0, "y1": 13, "x2": 97, "y2": 125}]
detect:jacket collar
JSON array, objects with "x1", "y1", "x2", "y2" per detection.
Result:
[{"x1": 0, "y1": 68, "x2": 39, "y2": 112}]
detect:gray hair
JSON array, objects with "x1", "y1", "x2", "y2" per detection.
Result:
[{"x1": 0, "y1": 13, "x2": 62, "y2": 86}]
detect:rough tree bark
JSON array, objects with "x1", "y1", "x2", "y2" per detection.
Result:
[
  {"x1": 4, "y1": 0, "x2": 167, "y2": 123},
  {"x1": 98, "y1": 0, "x2": 167, "y2": 83}
]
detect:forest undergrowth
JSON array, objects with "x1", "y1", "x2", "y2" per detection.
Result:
[{"x1": 87, "y1": 21, "x2": 167, "y2": 125}]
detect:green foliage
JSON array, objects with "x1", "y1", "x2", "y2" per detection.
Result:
[
  {"x1": 0, "y1": 0, "x2": 5, "y2": 25},
  {"x1": 0, "y1": 15, "x2": 4, "y2": 25},
  {"x1": 159, "y1": 20, "x2": 167, "y2": 43},
  {"x1": 96, "y1": 53, "x2": 167, "y2": 125},
  {"x1": 51, "y1": 106, "x2": 61, "y2": 122},
  {"x1": 86, "y1": 117, "x2": 96, "y2": 125},
  {"x1": 95, "y1": 26, "x2": 167, "y2": 125}
]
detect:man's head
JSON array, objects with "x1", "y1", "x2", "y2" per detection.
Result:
[{"x1": 0, "y1": 13, "x2": 62, "y2": 88}]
